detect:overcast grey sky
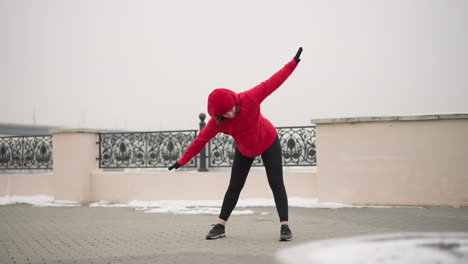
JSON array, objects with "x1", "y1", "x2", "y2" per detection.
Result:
[{"x1": 1, "y1": 0, "x2": 467, "y2": 131}]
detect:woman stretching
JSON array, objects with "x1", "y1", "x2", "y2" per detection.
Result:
[{"x1": 169, "y1": 47, "x2": 303, "y2": 241}]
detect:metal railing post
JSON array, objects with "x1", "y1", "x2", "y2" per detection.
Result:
[{"x1": 198, "y1": 113, "x2": 208, "y2": 172}]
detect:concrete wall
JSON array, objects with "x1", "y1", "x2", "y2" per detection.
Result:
[
  {"x1": 52, "y1": 132, "x2": 99, "y2": 201},
  {"x1": 313, "y1": 115, "x2": 468, "y2": 206},
  {"x1": 0, "y1": 170, "x2": 316, "y2": 202},
  {"x1": 90, "y1": 171, "x2": 316, "y2": 202},
  {"x1": 0, "y1": 173, "x2": 54, "y2": 196},
  {"x1": 2, "y1": 114, "x2": 467, "y2": 206},
  {"x1": 0, "y1": 129, "x2": 316, "y2": 202}
]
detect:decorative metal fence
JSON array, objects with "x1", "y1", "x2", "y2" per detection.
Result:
[
  {"x1": 209, "y1": 126, "x2": 316, "y2": 167},
  {"x1": 0, "y1": 136, "x2": 53, "y2": 170},
  {"x1": 98, "y1": 126, "x2": 316, "y2": 169},
  {"x1": 98, "y1": 130, "x2": 198, "y2": 168},
  {"x1": 1, "y1": 122, "x2": 315, "y2": 170}
]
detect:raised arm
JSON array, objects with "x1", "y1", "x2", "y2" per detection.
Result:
[{"x1": 245, "y1": 47, "x2": 302, "y2": 104}]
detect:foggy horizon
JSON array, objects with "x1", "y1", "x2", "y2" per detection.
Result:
[{"x1": 1, "y1": 0, "x2": 467, "y2": 132}]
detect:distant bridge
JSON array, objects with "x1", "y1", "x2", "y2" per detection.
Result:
[{"x1": 0, "y1": 123, "x2": 56, "y2": 136}]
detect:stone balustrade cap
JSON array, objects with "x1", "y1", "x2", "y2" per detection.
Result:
[
  {"x1": 49, "y1": 128, "x2": 127, "y2": 134},
  {"x1": 311, "y1": 113, "x2": 468, "y2": 124}
]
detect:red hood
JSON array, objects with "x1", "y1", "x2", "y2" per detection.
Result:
[{"x1": 207, "y1": 88, "x2": 239, "y2": 118}]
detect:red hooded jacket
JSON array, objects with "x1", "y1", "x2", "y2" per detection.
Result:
[{"x1": 178, "y1": 59, "x2": 298, "y2": 166}]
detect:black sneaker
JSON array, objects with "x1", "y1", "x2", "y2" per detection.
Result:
[
  {"x1": 280, "y1": 225, "x2": 293, "y2": 241},
  {"x1": 206, "y1": 224, "x2": 226, "y2": 240}
]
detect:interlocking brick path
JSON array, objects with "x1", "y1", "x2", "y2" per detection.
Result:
[{"x1": 1, "y1": 204, "x2": 467, "y2": 264}]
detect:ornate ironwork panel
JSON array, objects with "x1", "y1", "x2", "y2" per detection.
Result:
[
  {"x1": 99, "y1": 130, "x2": 197, "y2": 168},
  {"x1": 278, "y1": 126, "x2": 316, "y2": 166},
  {"x1": 208, "y1": 126, "x2": 316, "y2": 167},
  {"x1": 0, "y1": 136, "x2": 53, "y2": 170},
  {"x1": 208, "y1": 135, "x2": 262, "y2": 167}
]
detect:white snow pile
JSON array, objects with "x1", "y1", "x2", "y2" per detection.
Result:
[
  {"x1": 0, "y1": 195, "x2": 404, "y2": 215},
  {"x1": 88, "y1": 197, "x2": 395, "y2": 215},
  {"x1": 88, "y1": 200, "x2": 254, "y2": 215},
  {"x1": 276, "y1": 232, "x2": 468, "y2": 264},
  {"x1": 0, "y1": 195, "x2": 80, "y2": 207}
]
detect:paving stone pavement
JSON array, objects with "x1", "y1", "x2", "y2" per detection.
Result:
[{"x1": 0, "y1": 204, "x2": 467, "y2": 264}]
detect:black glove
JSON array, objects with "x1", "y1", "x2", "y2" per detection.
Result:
[
  {"x1": 168, "y1": 161, "x2": 181, "y2": 171},
  {"x1": 294, "y1": 47, "x2": 303, "y2": 63}
]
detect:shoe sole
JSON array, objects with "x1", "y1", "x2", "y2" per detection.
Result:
[
  {"x1": 280, "y1": 236, "x2": 293, "y2": 241},
  {"x1": 206, "y1": 234, "x2": 226, "y2": 240}
]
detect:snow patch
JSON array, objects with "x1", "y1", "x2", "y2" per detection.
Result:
[
  {"x1": 0, "y1": 195, "x2": 80, "y2": 207},
  {"x1": 1, "y1": 195, "x2": 414, "y2": 216},
  {"x1": 86, "y1": 197, "x2": 367, "y2": 215},
  {"x1": 89, "y1": 199, "x2": 253, "y2": 215},
  {"x1": 276, "y1": 232, "x2": 468, "y2": 264}
]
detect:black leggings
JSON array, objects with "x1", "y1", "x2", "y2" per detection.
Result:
[{"x1": 219, "y1": 136, "x2": 289, "y2": 222}]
